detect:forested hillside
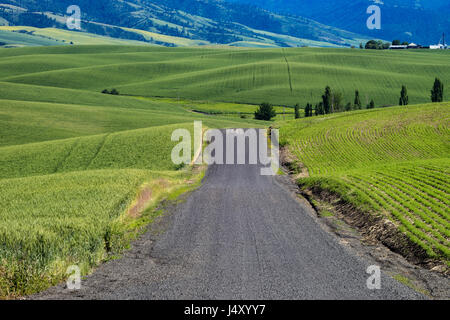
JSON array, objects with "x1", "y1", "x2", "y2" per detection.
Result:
[
  {"x1": 229, "y1": 0, "x2": 449, "y2": 45},
  {"x1": 0, "y1": 0, "x2": 368, "y2": 47}
]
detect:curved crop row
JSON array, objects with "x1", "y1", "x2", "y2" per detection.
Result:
[{"x1": 283, "y1": 103, "x2": 450, "y2": 263}]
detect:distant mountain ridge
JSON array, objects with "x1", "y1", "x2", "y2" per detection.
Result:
[
  {"x1": 228, "y1": 0, "x2": 449, "y2": 45},
  {"x1": 0, "y1": 0, "x2": 371, "y2": 47}
]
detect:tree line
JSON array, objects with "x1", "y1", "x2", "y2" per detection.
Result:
[
  {"x1": 302, "y1": 78, "x2": 443, "y2": 118},
  {"x1": 254, "y1": 78, "x2": 444, "y2": 121},
  {"x1": 302, "y1": 87, "x2": 376, "y2": 118},
  {"x1": 361, "y1": 39, "x2": 410, "y2": 50}
]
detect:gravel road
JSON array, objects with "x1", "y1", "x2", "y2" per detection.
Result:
[{"x1": 33, "y1": 129, "x2": 423, "y2": 300}]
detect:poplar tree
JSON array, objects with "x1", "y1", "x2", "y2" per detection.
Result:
[
  {"x1": 315, "y1": 102, "x2": 324, "y2": 115},
  {"x1": 399, "y1": 85, "x2": 409, "y2": 106},
  {"x1": 304, "y1": 103, "x2": 313, "y2": 117},
  {"x1": 431, "y1": 78, "x2": 444, "y2": 103},
  {"x1": 322, "y1": 86, "x2": 332, "y2": 114},
  {"x1": 354, "y1": 90, "x2": 362, "y2": 109},
  {"x1": 308, "y1": 103, "x2": 313, "y2": 117},
  {"x1": 294, "y1": 104, "x2": 300, "y2": 119}
]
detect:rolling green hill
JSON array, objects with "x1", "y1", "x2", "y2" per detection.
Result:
[
  {"x1": 280, "y1": 103, "x2": 450, "y2": 265},
  {"x1": 0, "y1": 29, "x2": 62, "y2": 47},
  {"x1": 0, "y1": 46, "x2": 448, "y2": 108},
  {"x1": 0, "y1": 96, "x2": 265, "y2": 148}
]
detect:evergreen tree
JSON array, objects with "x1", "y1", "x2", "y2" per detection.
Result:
[
  {"x1": 399, "y1": 85, "x2": 409, "y2": 105},
  {"x1": 332, "y1": 92, "x2": 343, "y2": 112},
  {"x1": 368, "y1": 99, "x2": 375, "y2": 109},
  {"x1": 431, "y1": 78, "x2": 444, "y2": 103},
  {"x1": 254, "y1": 102, "x2": 276, "y2": 121},
  {"x1": 304, "y1": 104, "x2": 309, "y2": 118},
  {"x1": 315, "y1": 102, "x2": 324, "y2": 116},
  {"x1": 345, "y1": 102, "x2": 352, "y2": 111},
  {"x1": 294, "y1": 104, "x2": 300, "y2": 119},
  {"x1": 304, "y1": 103, "x2": 313, "y2": 117},
  {"x1": 354, "y1": 90, "x2": 362, "y2": 109},
  {"x1": 322, "y1": 86, "x2": 332, "y2": 114}
]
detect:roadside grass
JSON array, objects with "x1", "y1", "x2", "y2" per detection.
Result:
[
  {"x1": 0, "y1": 168, "x2": 203, "y2": 298},
  {"x1": 392, "y1": 274, "x2": 430, "y2": 297},
  {"x1": 280, "y1": 103, "x2": 450, "y2": 265}
]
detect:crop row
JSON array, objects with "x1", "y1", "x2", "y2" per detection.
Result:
[
  {"x1": 283, "y1": 104, "x2": 449, "y2": 174},
  {"x1": 285, "y1": 104, "x2": 450, "y2": 263},
  {"x1": 344, "y1": 163, "x2": 450, "y2": 259}
]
